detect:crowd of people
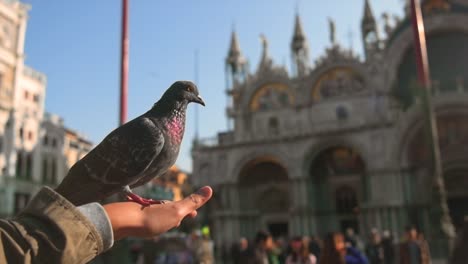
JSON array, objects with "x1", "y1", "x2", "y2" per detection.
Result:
[{"x1": 225, "y1": 226, "x2": 430, "y2": 264}]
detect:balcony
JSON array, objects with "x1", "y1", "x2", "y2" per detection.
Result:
[
  {"x1": 194, "y1": 136, "x2": 218, "y2": 148},
  {"x1": 23, "y1": 66, "x2": 47, "y2": 84},
  {"x1": 218, "y1": 131, "x2": 234, "y2": 145},
  {"x1": 44, "y1": 112, "x2": 64, "y2": 126},
  {"x1": 195, "y1": 131, "x2": 234, "y2": 149}
]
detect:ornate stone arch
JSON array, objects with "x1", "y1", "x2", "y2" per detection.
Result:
[
  {"x1": 230, "y1": 149, "x2": 292, "y2": 183},
  {"x1": 305, "y1": 46, "x2": 368, "y2": 105},
  {"x1": 233, "y1": 150, "x2": 292, "y2": 238},
  {"x1": 309, "y1": 65, "x2": 368, "y2": 103},
  {"x1": 248, "y1": 82, "x2": 294, "y2": 112},
  {"x1": 396, "y1": 100, "x2": 468, "y2": 230},
  {"x1": 240, "y1": 74, "x2": 292, "y2": 112},
  {"x1": 302, "y1": 137, "x2": 369, "y2": 177},
  {"x1": 396, "y1": 96, "x2": 468, "y2": 168},
  {"x1": 302, "y1": 138, "x2": 368, "y2": 234}
]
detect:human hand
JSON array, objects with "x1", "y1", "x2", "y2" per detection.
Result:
[{"x1": 103, "y1": 186, "x2": 213, "y2": 240}]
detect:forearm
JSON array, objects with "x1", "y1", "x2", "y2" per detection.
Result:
[
  {"x1": 103, "y1": 202, "x2": 145, "y2": 240},
  {"x1": 0, "y1": 187, "x2": 112, "y2": 264}
]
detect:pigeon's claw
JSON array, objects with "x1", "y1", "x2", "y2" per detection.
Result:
[{"x1": 126, "y1": 193, "x2": 166, "y2": 207}]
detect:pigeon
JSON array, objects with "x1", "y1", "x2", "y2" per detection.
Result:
[{"x1": 55, "y1": 81, "x2": 205, "y2": 206}]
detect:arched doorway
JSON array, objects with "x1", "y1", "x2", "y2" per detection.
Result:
[
  {"x1": 238, "y1": 157, "x2": 290, "y2": 238},
  {"x1": 406, "y1": 113, "x2": 468, "y2": 232},
  {"x1": 309, "y1": 146, "x2": 366, "y2": 234}
]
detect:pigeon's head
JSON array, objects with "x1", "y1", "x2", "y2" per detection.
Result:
[{"x1": 162, "y1": 81, "x2": 205, "y2": 107}]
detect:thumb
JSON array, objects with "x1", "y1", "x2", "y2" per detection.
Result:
[{"x1": 177, "y1": 186, "x2": 213, "y2": 215}]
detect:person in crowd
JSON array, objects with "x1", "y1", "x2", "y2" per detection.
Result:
[
  {"x1": 365, "y1": 229, "x2": 385, "y2": 264},
  {"x1": 345, "y1": 228, "x2": 365, "y2": 251},
  {"x1": 245, "y1": 230, "x2": 279, "y2": 264},
  {"x1": 285, "y1": 236, "x2": 317, "y2": 264},
  {"x1": 269, "y1": 239, "x2": 283, "y2": 264},
  {"x1": 193, "y1": 231, "x2": 214, "y2": 264},
  {"x1": 0, "y1": 185, "x2": 213, "y2": 264},
  {"x1": 232, "y1": 237, "x2": 250, "y2": 264},
  {"x1": 381, "y1": 230, "x2": 395, "y2": 264},
  {"x1": 306, "y1": 235, "x2": 322, "y2": 261},
  {"x1": 274, "y1": 237, "x2": 288, "y2": 264},
  {"x1": 398, "y1": 226, "x2": 431, "y2": 264},
  {"x1": 321, "y1": 232, "x2": 368, "y2": 264}
]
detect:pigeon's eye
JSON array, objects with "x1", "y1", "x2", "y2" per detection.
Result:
[{"x1": 186, "y1": 86, "x2": 194, "y2": 92}]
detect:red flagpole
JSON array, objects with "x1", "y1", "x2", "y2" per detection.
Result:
[
  {"x1": 410, "y1": 0, "x2": 442, "y2": 176},
  {"x1": 410, "y1": 0, "x2": 455, "y2": 248},
  {"x1": 119, "y1": 0, "x2": 129, "y2": 125},
  {"x1": 410, "y1": 0, "x2": 431, "y2": 87}
]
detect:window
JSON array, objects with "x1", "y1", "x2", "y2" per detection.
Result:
[
  {"x1": 43, "y1": 136, "x2": 48, "y2": 146},
  {"x1": 70, "y1": 141, "x2": 79, "y2": 149},
  {"x1": 24, "y1": 90, "x2": 29, "y2": 99},
  {"x1": 336, "y1": 105, "x2": 349, "y2": 120},
  {"x1": 52, "y1": 138, "x2": 57, "y2": 148},
  {"x1": 14, "y1": 192, "x2": 30, "y2": 214},
  {"x1": 25, "y1": 153, "x2": 32, "y2": 180},
  {"x1": 28, "y1": 131, "x2": 33, "y2": 141},
  {"x1": 335, "y1": 186, "x2": 358, "y2": 214},
  {"x1": 33, "y1": 94, "x2": 40, "y2": 103},
  {"x1": 19, "y1": 127, "x2": 24, "y2": 139},
  {"x1": 41, "y1": 158, "x2": 48, "y2": 183},
  {"x1": 16, "y1": 152, "x2": 22, "y2": 177},
  {"x1": 51, "y1": 159, "x2": 57, "y2": 184},
  {"x1": 268, "y1": 117, "x2": 279, "y2": 135},
  {"x1": 2, "y1": 25, "x2": 8, "y2": 35}
]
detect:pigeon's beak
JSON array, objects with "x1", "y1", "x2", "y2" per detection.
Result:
[{"x1": 193, "y1": 95, "x2": 205, "y2": 106}]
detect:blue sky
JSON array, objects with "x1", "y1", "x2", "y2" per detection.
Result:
[{"x1": 22, "y1": 0, "x2": 403, "y2": 172}]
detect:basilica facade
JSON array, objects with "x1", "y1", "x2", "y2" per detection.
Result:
[{"x1": 191, "y1": 0, "x2": 468, "y2": 256}]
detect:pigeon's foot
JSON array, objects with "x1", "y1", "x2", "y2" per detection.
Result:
[{"x1": 126, "y1": 193, "x2": 166, "y2": 207}]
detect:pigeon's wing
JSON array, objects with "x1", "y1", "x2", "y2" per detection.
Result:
[
  {"x1": 56, "y1": 117, "x2": 164, "y2": 205},
  {"x1": 85, "y1": 117, "x2": 165, "y2": 185}
]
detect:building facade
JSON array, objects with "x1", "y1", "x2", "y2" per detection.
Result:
[
  {"x1": 0, "y1": 0, "x2": 92, "y2": 217},
  {"x1": 192, "y1": 0, "x2": 468, "y2": 257}
]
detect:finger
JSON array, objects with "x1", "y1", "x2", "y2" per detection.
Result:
[
  {"x1": 187, "y1": 210, "x2": 197, "y2": 218},
  {"x1": 176, "y1": 186, "x2": 212, "y2": 216}
]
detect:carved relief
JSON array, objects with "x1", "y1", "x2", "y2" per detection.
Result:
[
  {"x1": 250, "y1": 83, "x2": 293, "y2": 111},
  {"x1": 312, "y1": 67, "x2": 365, "y2": 101}
]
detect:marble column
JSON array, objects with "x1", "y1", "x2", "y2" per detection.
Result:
[{"x1": 289, "y1": 177, "x2": 309, "y2": 236}]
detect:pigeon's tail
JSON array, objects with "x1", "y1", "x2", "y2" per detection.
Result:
[{"x1": 55, "y1": 164, "x2": 120, "y2": 207}]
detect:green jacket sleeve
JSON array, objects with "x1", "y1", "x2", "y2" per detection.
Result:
[{"x1": 0, "y1": 186, "x2": 114, "y2": 264}]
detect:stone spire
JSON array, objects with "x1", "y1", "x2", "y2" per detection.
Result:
[
  {"x1": 226, "y1": 30, "x2": 245, "y2": 71},
  {"x1": 292, "y1": 14, "x2": 306, "y2": 49},
  {"x1": 361, "y1": 0, "x2": 380, "y2": 58},
  {"x1": 225, "y1": 30, "x2": 247, "y2": 85},
  {"x1": 362, "y1": 0, "x2": 376, "y2": 27},
  {"x1": 291, "y1": 14, "x2": 310, "y2": 77}
]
